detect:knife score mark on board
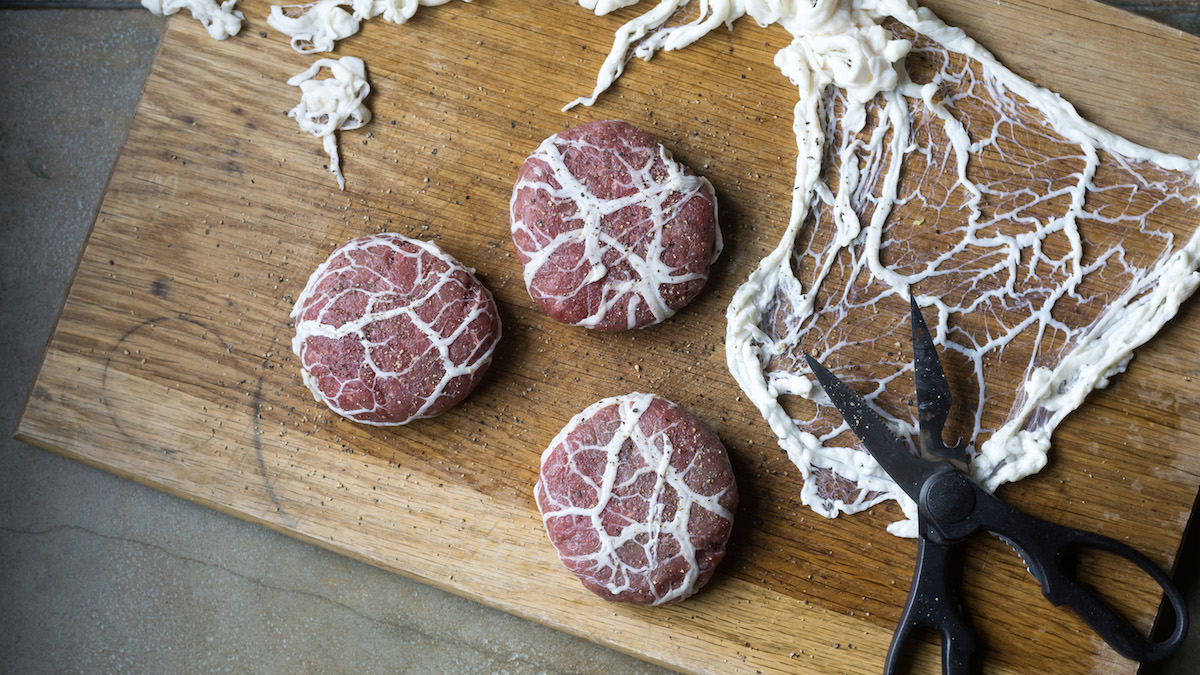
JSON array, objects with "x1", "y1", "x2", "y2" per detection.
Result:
[{"x1": 99, "y1": 313, "x2": 293, "y2": 525}]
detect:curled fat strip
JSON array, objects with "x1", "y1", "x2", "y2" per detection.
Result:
[
  {"x1": 286, "y1": 56, "x2": 371, "y2": 190},
  {"x1": 142, "y1": 0, "x2": 243, "y2": 40}
]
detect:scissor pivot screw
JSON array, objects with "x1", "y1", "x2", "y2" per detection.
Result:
[{"x1": 923, "y1": 472, "x2": 975, "y2": 524}]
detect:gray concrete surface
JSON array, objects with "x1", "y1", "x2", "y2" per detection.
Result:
[{"x1": 0, "y1": 4, "x2": 1197, "y2": 674}]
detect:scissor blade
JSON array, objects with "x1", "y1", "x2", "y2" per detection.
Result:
[
  {"x1": 804, "y1": 353, "x2": 935, "y2": 503},
  {"x1": 910, "y1": 297, "x2": 969, "y2": 463}
]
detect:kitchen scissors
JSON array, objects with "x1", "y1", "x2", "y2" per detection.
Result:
[{"x1": 804, "y1": 297, "x2": 1189, "y2": 674}]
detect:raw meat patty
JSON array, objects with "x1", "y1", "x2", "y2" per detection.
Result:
[
  {"x1": 535, "y1": 392, "x2": 737, "y2": 605},
  {"x1": 510, "y1": 120, "x2": 721, "y2": 331},
  {"x1": 291, "y1": 233, "x2": 501, "y2": 425}
]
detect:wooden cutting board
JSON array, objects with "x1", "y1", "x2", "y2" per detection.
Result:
[{"x1": 17, "y1": 1, "x2": 1200, "y2": 672}]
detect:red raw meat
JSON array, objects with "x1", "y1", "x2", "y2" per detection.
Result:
[
  {"x1": 535, "y1": 393, "x2": 737, "y2": 604},
  {"x1": 511, "y1": 120, "x2": 721, "y2": 331},
  {"x1": 291, "y1": 233, "x2": 500, "y2": 425}
]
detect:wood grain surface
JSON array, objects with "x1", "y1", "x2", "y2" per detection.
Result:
[{"x1": 16, "y1": 1, "x2": 1200, "y2": 673}]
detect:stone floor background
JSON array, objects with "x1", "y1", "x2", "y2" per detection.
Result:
[{"x1": 1, "y1": 3, "x2": 1196, "y2": 672}]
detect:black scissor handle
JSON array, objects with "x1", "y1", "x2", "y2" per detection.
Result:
[
  {"x1": 887, "y1": 519, "x2": 976, "y2": 675},
  {"x1": 976, "y1": 493, "x2": 1189, "y2": 662}
]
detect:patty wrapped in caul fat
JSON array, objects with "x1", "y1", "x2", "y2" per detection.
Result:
[
  {"x1": 511, "y1": 120, "x2": 721, "y2": 331},
  {"x1": 291, "y1": 233, "x2": 501, "y2": 425},
  {"x1": 535, "y1": 392, "x2": 737, "y2": 605}
]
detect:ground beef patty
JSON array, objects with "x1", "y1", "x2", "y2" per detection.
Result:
[
  {"x1": 535, "y1": 392, "x2": 737, "y2": 605},
  {"x1": 510, "y1": 120, "x2": 721, "y2": 331},
  {"x1": 291, "y1": 233, "x2": 501, "y2": 425}
]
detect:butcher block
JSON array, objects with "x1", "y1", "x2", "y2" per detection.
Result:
[{"x1": 17, "y1": 1, "x2": 1200, "y2": 673}]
